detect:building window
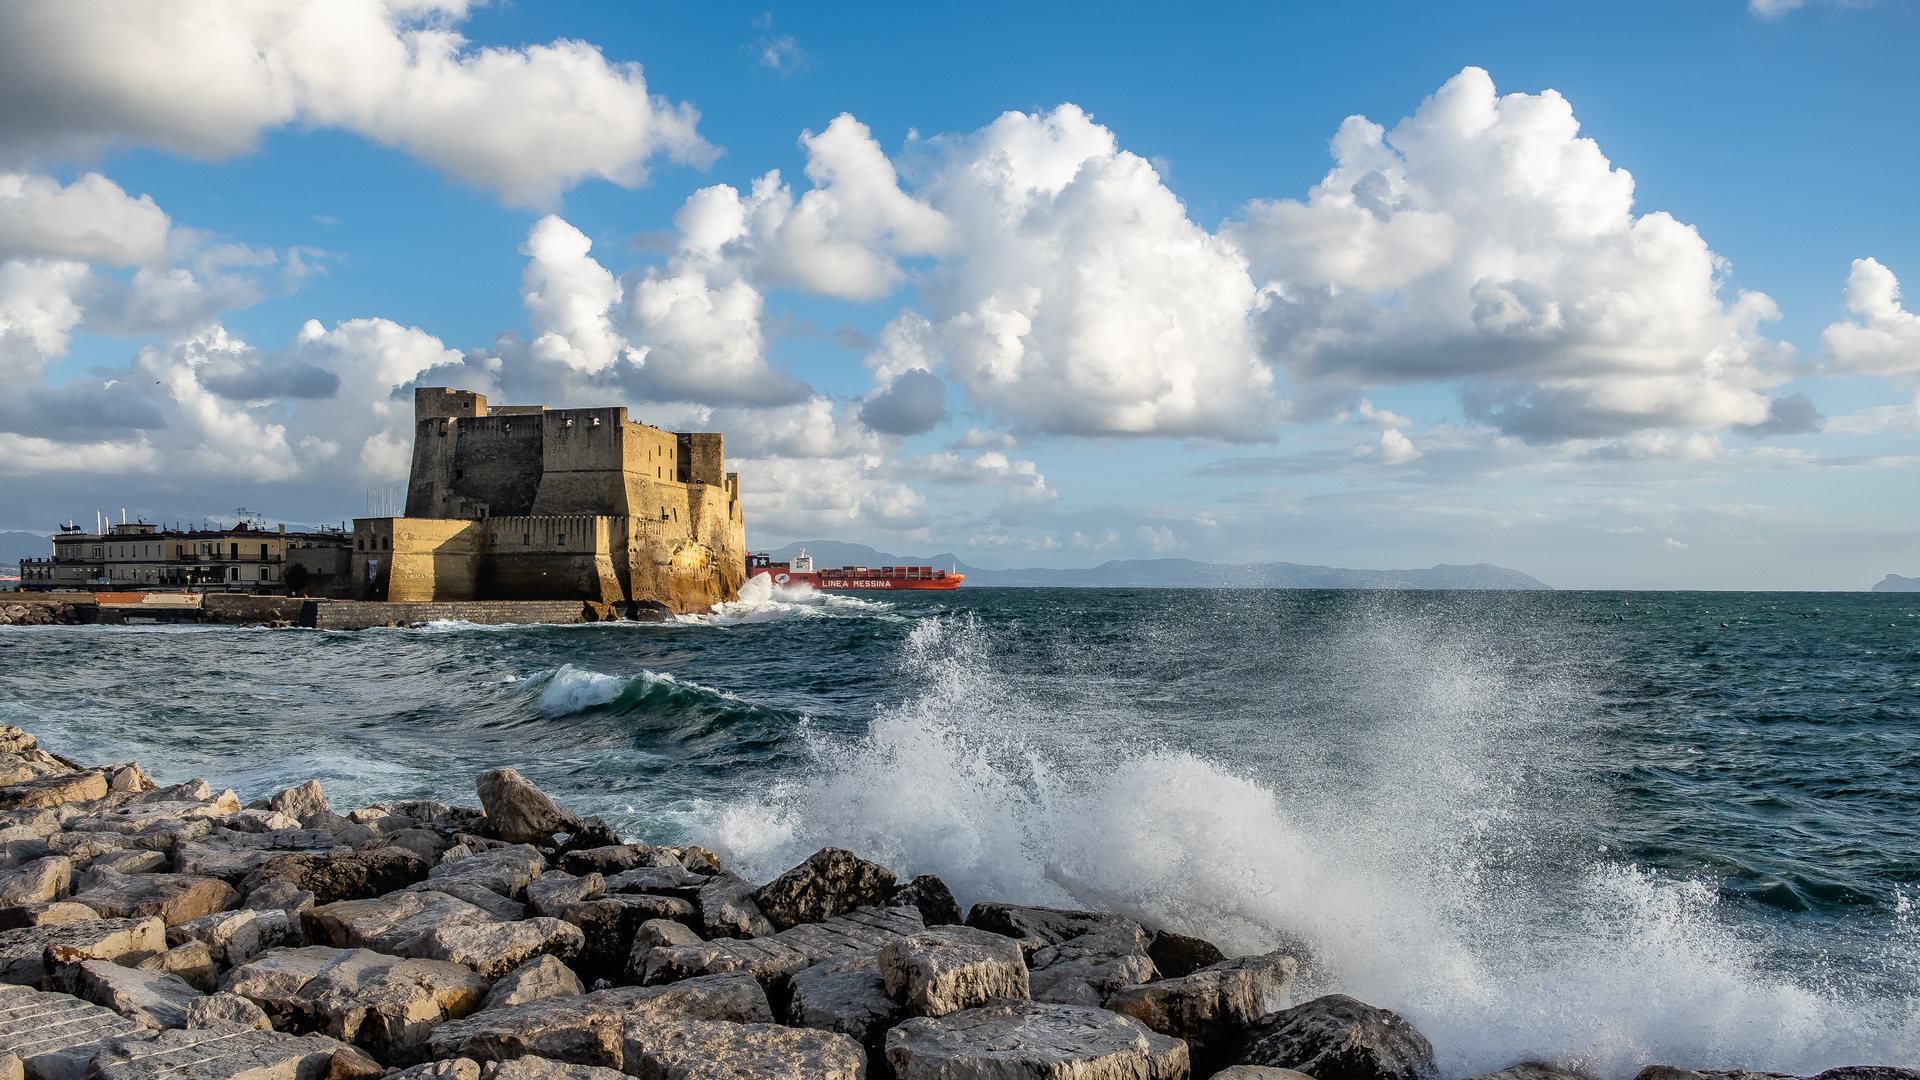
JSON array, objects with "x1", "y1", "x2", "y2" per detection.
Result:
[
  {"x1": 454, "y1": 470, "x2": 463, "y2": 479},
  {"x1": 260, "y1": 567, "x2": 271, "y2": 580},
  {"x1": 357, "y1": 538, "x2": 364, "y2": 551},
  {"x1": 557, "y1": 534, "x2": 566, "y2": 546},
  {"x1": 260, "y1": 544, "x2": 269, "y2": 559},
  {"x1": 229, "y1": 568, "x2": 239, "y2": 581},
  {"x1": 230, "y1": 543, "x2": 240, "y2": 558}
]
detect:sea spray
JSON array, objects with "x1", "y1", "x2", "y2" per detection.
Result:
[{"x1": 703, "y1": 611, "x2": 1920, "y2": 1080}]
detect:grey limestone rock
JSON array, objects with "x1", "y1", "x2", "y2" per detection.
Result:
[
  {"x1": 0, "y1": 982, "x2": 151, "y2": 1080},
  {"x1": 82, "y1": 853, "x2": 163, "y2": 878},
  {"x1": 268, "y1": 781, "x2": 330, "y2": 822},
  {"x1": 750, "y1": 847, "x2": 896, "y2": 931},
  {"x1": 392, "y1": 1060, "x2": 483, "y2": 1080},
  {"x1": 304, "y1": 891, "x2": 583, "y2": 979},
  {"x1": 222, "y1": 810, "x2": 303, "y2": 834},
  {"x1": 1216, "y1": 1068, "x2": 1319, "y2": 1080},
  {"x1": 242, "y1": 882, "x2": 315, "y2": 922},
  {"x1": 0, "y1": 917, "x2": 165, "y2": 988},
  {"x1": 879, "y1": 926, "x2": 1029, "y2": 1019},
  {"x1": 604, "y1": 867, "x2": 706, "y2": 900},
  {"x1": 293, "y1": 948, "x2": 488, "y2": 1065},
  {"x1": 475, "y1": 770, "x2": 579, "y2": 847},
  {"x1": 418, "y1": 881, "x2": 528, "y2": 922},
  {"x1": 0, "y1": 771, "x2": 107, "y2": 812},
  {"x1": 633, "y1": 919, "x2": 701, "y2": 951},
  {"x1": 241, "y1": 847, "x2": 432, "y2": 904},
  {"x1": 963, "y1": 903, "x2": 1117, "y2": 962},
  {"x1": 1147, "y1": 929, "x2": 1227, "y2": 979},
  {"x1": 1105, "y1": 949, "x2": 1298, "y2": 1067},
  {"x1": 420, "y1": 846, "x2": 548, "y2": 903},
  {"x1": 785, "y1": 951, "x2": 901, "y2": 1050},
  {"x1": 557, "y1": 846, "x2": 675, "y2": 878},
  {"x1": 216, "y1": 945, "x2": 347, "y2": 1028},
  {"x1": 1233, "y1": 993, "x2": 1435, "y2": 1080},
  {"x1": 636, "y1": 905, "x2": 925, "y2": 988},
  {"x1": 1026, "y1": 920, "x2": 1157, "y2": 1007},
  {"x1": 0, "y1": 902, "x2": 98, "y2": 930},
  {"x1": 184, "y1": 991, "x2": 272, "y2": 1031},
  {"x1": 64, "y1": 960, "x2": 203, "y2": 1030},
  {"x1": 486, "y1": 1057, "x2": 626, "y2": 1080},
  {"x1": 692, "y1": 873, "x2": 773, "y2": 941},
  {"x1": 621, "y1": 1018, "x2": 866, "y2": 1080},
  {"x1": 167, "y1": 908, "x2": 298, "y2": 967},
  {"x1": 0, "y1": 858, "x2": 69, "y2": 908},
  {"x1": 527, "y1": 873, "x2": 604, "y2": 919},
  {"x1": 428, "y1": 973, "x2": 772, "y2": 1070},
  {"x1": 562, "y1": 897, "x2": 693, "y2": 985},
  {"x1": 482, "y1": 956, "x2": 583, "y2": 1013},
  {"x1": 886, "y1": 999, "x2": 1189, "y2": 1080},
  {"x1": 885, "y1": 875, "x2": 963, "y2": 927},
  {"x1": 79, "y1": 1021, "x2": 360, "y2": 1080},
  {"x1": 69, "y1": 873, "x2": 235, "y2": 927},
  {"x1": 133, "y1": 941, "x2": 220, "y2": 994}
]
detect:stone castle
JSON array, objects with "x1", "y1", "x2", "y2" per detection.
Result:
[{"x1": 351, "y1": 388, "x2": 747, "y2": 614}]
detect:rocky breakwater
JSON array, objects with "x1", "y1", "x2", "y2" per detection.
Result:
[{"x1": 0, "y1": 726, "x2": 1910, "y2": 1080}]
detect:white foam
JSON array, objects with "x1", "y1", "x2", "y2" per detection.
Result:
[
  {"x1": 703, "y1": 614, "x2": 1920, "y2": 1080},
  {"x1": 679, "y1": 574, "x2": 895, "y2": 626},
  {"x1": 526, "y1": 663, "x2": 633, "y2": 715}
]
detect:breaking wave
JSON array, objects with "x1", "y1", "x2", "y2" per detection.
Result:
[{"x1": 705, "y1": 615, "x2": 1920, "y2": 1080}]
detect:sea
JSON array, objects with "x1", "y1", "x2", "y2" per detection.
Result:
[{"x1": 2, "y1": 584, "x2": 1916, "y2": 1078}]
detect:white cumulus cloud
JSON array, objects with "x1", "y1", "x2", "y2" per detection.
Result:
[
  {"x1": 1823, "y1": 258, "x2": 1920, "y2": 381},
  {"x1": 1230, "y1": 67, "x2": 1792, "y2": 441},
  {"x1": 0, "y1": 0, "x2": 714, "y2": 207}
]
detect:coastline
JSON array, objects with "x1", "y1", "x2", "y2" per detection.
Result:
[{"x1": 0, "y1": 721, "x2": 1909, "y2": 1080}]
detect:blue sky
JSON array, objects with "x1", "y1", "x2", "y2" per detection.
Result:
[{"x1": 2, "y1": 0, "x2": 1917, "y2": 588}]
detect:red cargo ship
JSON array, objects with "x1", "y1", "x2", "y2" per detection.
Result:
[{"x1": 746, "y1": 549, "x2": 964, "y2": 591}]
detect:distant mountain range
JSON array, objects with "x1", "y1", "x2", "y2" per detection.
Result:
[
  {"x1": 766, "y1": 540, "x2": 1553, "y2": 590},
  {"x1": 0, "y1": 531, "x2": 49, "y2": 571},
  {"x1": 1872, "y1": 574, "x2": 1920, "y2": 593}
]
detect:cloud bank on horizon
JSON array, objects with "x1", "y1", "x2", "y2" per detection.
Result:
[{"x1": 0, "y1": 0, "x2": 1914, "y2": 584}]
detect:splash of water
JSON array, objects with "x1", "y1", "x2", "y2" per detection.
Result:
[
  {"x1": 679, "y1": 574, "x2": 896, "y2": 626},
  {"x1": 704, "y1": 614, "x2": 1920, "y2": 1079}
]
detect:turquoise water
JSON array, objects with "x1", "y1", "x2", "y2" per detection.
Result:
[{"x1": 2, "y1": 588, "x2": 1916, "y2": 1077}]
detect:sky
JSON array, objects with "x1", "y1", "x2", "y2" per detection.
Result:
[{"x1": 1, "y1": 0, "x2": 1917, "y2": 589}]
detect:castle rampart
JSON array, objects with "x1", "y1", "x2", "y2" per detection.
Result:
[{"x1": 356, "y1": 388, "x2": 746, "y2": 613}]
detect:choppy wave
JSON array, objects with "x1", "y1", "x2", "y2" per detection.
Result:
[{"x1": 706, "y1": 614, "x2": 1920, "y2": 1080}]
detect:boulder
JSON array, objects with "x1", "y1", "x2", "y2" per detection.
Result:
[
  {"x1": 85, "y1": 852, "x2": 165, "y2": 877},
  {"x1": 0, "y1": 982, "x2": 150, "y2": 1080},
  {"x1": 488, "y1": 1057, "x2": 627, "y2": 1080},
  {"x1": 750, "y1": 848, "x2": 896, "y2": 931},
  {"x1": 557, "y1": 846, "x2": 677, "y2": 878},
  {"x1": 886, "y1": 999, "x2": 1189, "y2": 1080},
  {"x1": 167, "y1": 908, "x2": 298, "y2": 967},
  {"x1": 1026, "y1": 920, "x2": 1157, "y2": 1007},
  {"x1": 0, "y1": 917, "x2": 165, "y2": 987},
  {"x1": 482, "y1": 955, "x2": 582, "y2": 1013},
  {"x1": 633, "y1": 920, "x2": 701, "y2": 951},
  {"x1": 0, "y1": 859, "x2": 69, "y2": 908},
  {"x1": 217, "y1": 946, "x2": 348, "y2": 1028},
  {"x1": 44, "y1": 835, "x2": 134, "y2": 872},
  {"x1": 64, "y1": 959, "x2": 203, "y2": 1030},
  {"x1": 69, "y1": 872, "x2": 236, "y2": 927},
  {"x1": 427, "y1": 973, "x2": 772, "y2": 1070},
  {"x1": 1216, "y1": 1069, "x2": 1319, "y2": 1080},
  {"x1": 185, "y1": 991, "x2": 273, "y2": 1031},
  {"x1": 622, "y1": 1018, "x2": 866, "y2": 1080},
  {"x1": 223, "y1": 810, "x2": 304, "y2": 834},
  {"x1": 79, "y1": 1022, "x2": 360, "y2": 1080},
  {"x1": 0, "y1": 902, "x2": 98, "y2": 930},
  {"x1": 385, "y1": 829, "x2": 456, "y2": 863},
  {"x1": 269, "y1": 781, "x2": 331, "y2": 822},
  {"x1": 1233, "y1": 994, "x2": 1435, "y2": 1080},
  {"x1": 693, "y1": 873, "x2": 773, "y2": 940},
  {"x1": 304, "y1": 889, "x2": 494, "y2": 952},
  {"x1": 885, "y1": 875, "x2": 963, "y2": 927},
  {"x1": 134, "y1": 941, "x2": 220, "y2": 993},
  {"x1": 879, "y1": 927, "x2": 1029, "y2": 1018},
  {"x1": 604, "y1": 867, "x2": 708, "y2": 900},
  {"x1": 0, "y1": 771, "x2": 107, "y2": 811},
  {"x1": 420, "y1": 846, "x2": 548, "y2": 902},
  {"x1": 1105, "y1": 949, "x2": 1298, "y2": 1067},
  {"x1": 1147, "y1": 929, "x2": 1227, "y2": 979},
  {"x1": 964, "y1": 903, "x2": 1118, "y2": 962},
  {"x1": 293, "y1": 948, "x2": 489, "y2": 1065},
  {"x1": 636, "y1": 905, "x2": 926, "y2": 988},
  {"x1": 475, "y1": 770, "x2": 580, "y2": 846},
  {"x1": 390, "y1": 1061, "x2": 482, "y2": 1080},
  {"x1": 173, "y1": 832, "x2": 342, "y2": 884},
  {"x1": 417, "y1": 881, "x2": 528, "y2": 922},
  {"x1": 528, "y1": 873, "x2": 604, "y2": 918},
  {"x1": 243, "y1": 881, "x2": 316, "y2": 921},
  {"x1": 785, "y1": 951, "x2": 901, "y2": 1051},
  {"x1": 562, "y1": 897, "x2": 694, "y2": 984},
  {"x1": 242, "y1": 847, "x2": 432, "y2": 904}
]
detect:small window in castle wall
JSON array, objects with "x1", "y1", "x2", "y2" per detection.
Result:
[
  {"x1": 558, "y1": 535, "x2": 566, "y2": 545},
  {"x1": 523, "y1": 534, "x2": 530, "y2": 545}
]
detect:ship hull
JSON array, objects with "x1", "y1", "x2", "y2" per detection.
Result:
[{"x1": 748, "y1": 569, "x2": 963, "y2": 591}]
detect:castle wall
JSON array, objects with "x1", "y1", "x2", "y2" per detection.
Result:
[
  {"x1": 531, "y1": 408, "x2": 632, "y2": 517},
  {"x1": 351, "y1": 518, "x2": 479, "y2": 602},
  {"x1": 476, "y1": 515, "x2": 625, "y2": 603}
]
